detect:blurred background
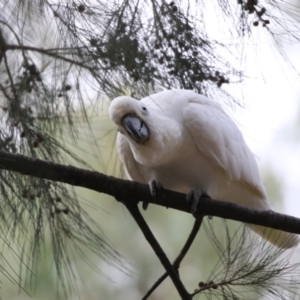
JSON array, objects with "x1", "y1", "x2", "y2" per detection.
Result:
[{"x1": 1, "y1": 0, "x2": 300, "y2": 299}]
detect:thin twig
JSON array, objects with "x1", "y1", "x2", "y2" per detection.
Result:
[
  {"x1": 6, "y1": 44, "x2": 87, "y2": 69},
  {"x1": 125, "y1": 203, "x2": 192, "y2": 300},
  {"x1": 142, "y1": 216, "x2": 203, "y2": 300}
]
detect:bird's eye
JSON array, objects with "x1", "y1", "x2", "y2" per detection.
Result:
[{"x1": 142, "y1": 107, "x2": 147, "y2": 111}]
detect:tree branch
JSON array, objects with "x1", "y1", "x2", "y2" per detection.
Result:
[
  {"x1": 142, "y1": 217, "x2": 203, "y2": 300},
  {"x1": 0, "y1": 150, "x2": 300, "y2": 235},
  {"x1": 125, "y1": 203, "x2": 191, "y2": 300}
]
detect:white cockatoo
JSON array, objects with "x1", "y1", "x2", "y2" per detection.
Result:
[{"x1": 109, "y1": 89, "x2": 299, "y2": 249}]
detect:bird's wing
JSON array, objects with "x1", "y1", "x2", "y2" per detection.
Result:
[
  {"x1": 116, "y1": 132, "x2": 147, "y2": 183},
  {"x1": 183, "y1": 97, "x2": 266, "y2": 198}
]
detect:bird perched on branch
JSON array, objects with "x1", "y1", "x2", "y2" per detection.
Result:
[{"x1": 109, "y1": 89, "x2": 299, "y2": 249}]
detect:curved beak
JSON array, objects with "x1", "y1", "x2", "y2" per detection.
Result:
[{"x1": 123, "y1": 115, "x2": 150, "y2": 143}]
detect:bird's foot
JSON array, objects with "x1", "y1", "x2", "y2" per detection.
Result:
[
  {"x1": 144, "y1": 180, "x2": 163, "y2": 210},
  {"x1": 186, "y1": 189, "x2": 211, "y2": 217}
]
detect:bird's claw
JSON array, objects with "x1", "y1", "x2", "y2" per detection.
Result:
[
  {"x1": 186, "y1": 189, "x2": 211, "y2": 217},
  {"x1": 144, "y1": 180, "x2": 162, "y2": 210}
]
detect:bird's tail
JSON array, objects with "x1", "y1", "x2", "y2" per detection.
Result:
[{"x1": 246, "y1": 223, "x2": 299, "y2": 249}]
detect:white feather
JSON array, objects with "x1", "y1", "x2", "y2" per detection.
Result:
[{"x1": 109, "y1": 89, "x2": 299, "y2": 249}]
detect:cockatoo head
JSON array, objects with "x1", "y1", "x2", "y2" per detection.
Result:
[
  {"x1": 109, "y1": 93, "x2": 185, "y2": 167},
  {"x1": 109, "y1": 96, "x2": 150, "y2": 144}
]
